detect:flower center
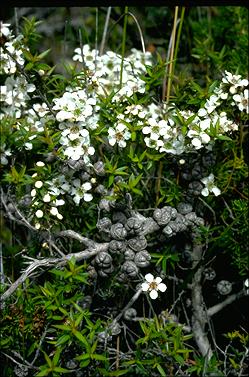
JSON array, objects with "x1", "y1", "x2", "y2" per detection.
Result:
[
  {"x1": 149, "y1": 282, "x2": 158, "y2": 290},
  {"x1": 115, "y1": 131, "x2": 124, "y2": 141}
]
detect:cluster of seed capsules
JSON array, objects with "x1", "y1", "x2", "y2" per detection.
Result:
[{"x1": 89, "y1": 201, "x2": 204, "y2": 281}]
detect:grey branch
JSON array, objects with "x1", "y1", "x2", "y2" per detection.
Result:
[
  {"x1": 191, "y1": 242, "x2": 213, "y2": 361},
  {"x1": 0, "y1": 243, "x2": 108, "y2": 305},
  {"x1": 56, "y1": 229, "x2": 96, "y2": 248},
  {"x1": 207, "y1": 290, "x2": 245, "y2": 317}
]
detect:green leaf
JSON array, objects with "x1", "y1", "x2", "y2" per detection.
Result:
[
  {"x1": 22, "y1": 49, "x2": 34, "y2": 61},
  {"x1": 40, "y1": 286, "x2": 53, "y2": 297},
  {"x1": 53, "y1": 324, "x2": 71, "y2": 331},
  {"x1": 36, "y1": 369, "x2": 50, "y2": 376},
  {"x1": 43, "y1": 352, "x2": 52, "y2": 368},
  {"x1": 25, "y1": 62, "x2": 34, "y2": 71},
  {"x1": 50, "y1": 269, "x2": 66, "y2": 277},
  {"x1": 75, "y1": 313, "x2": 84, "y2": 327},
  {"x1": 174, "y1": 354, "x2": 185, "y2": 364},
  {"x1": 53, "y1": 367, "x2": 71, "y2": 373},
  {"x1": 80, "y1": 359, "x2": 91, "y2": 368},
  {"x1": 216, "y1": 135, "x2": 233, "y2": 141},
  {"x1": 74, "y1": 331, "x2": 89, "y2": 348},
  {"x1": 91, "y1": 339, "x2": 98, "y2": 354},
  {"x1": 131, "y1": 131, "x2": 136, "y2": 141},
  {"x1": 37, "y1": 49, "x2": 51, "y2": 60},
  {"x1": 53, "y1": 348, "x2": 61, "y2": 366},
  {"x1": 73, "y1": 274, "x2": 89, "y2": 283},
  {"x1": 76, "y1": 353, "x2": 90, "y2": 361},
  {"x1": 92, "y1": 354, "x2": 107, "y2": 361},
  {"x1": 156, "y1": 364, "x2": 167, "y2": 376},
  {"x1": 56, "y1": 334, "x2": 71, "y2": 346},
  {"x1": 98, "y1": 370, "x2": 130, "y2": 376}
]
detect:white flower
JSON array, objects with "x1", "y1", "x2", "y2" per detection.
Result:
[
  {"x1": 71, "y1": 179, "x2": 93, "y2": 204},
  {"x1": 35, "y1": 210, "x2": 44, "y2": 218},
  {"x1": 204, "y1": 95, "x2": 220, "y2": 114},
  {"x1": 31, "y1": 189, "x2": 37, "y2": 197},
  {"x1": 222, "y1": 71, "x2": 247, "y2": 94},
  {"x1": 64, "y1": 145, "x2": 83, "y2": 161},
  {"x1": 201, "y1": 174, "x2": 221, "y2": 197},
  {"x1": 50, "y1": 207, "x2": 59, "y2": 216},
  {"x1": 0, "y1": 23, "x2": 12, "y2": 37},
  {"x1": 198, "y1": 108, "x2": 207, "y2": 117},
  {"x1": 108, "y1": 123, "x2": 131, "y2": 148},
  {"x1": 141, "y1": 273, "x2": 167, "y2": 300},
  {"x1": 244, "y1": 278, "x2": 249, "y2": 294},
  {"x1": 33, "y1": 103, "x2": 49, "y2": 117},
  {"x1": 43, "y1": 194, "x2": 51, "y2": 203},
  {"x1": 35, "y1": 180, "x2": 43, "y2": 189},
  {"x1": 24, "y1": 142, "x2": 33, "y2": 150},
  {"x1": 55, "y1": 199, "x2": 65, "y2": 206},
  {"x1": 36, "y1": 161, "x2": 45, "y2": 167},
  {"x1": 35, "y1": 223, "x2": 41, "y2": 230},
  {"x1": 233, "y1": 89, "x2": 249, "y2": 113},
  {"x1": 191, "y1": 137, "x2": 202, "y2": 149}
]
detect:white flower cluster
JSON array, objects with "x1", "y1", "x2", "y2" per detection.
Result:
[
  {"x1": 142, "y1": 116, "x2": 185, "y2": 155},
  {"x1": 141, "y1": 93, "x2": 241, "y2": 155},
  {"x1": 30, "y1": 162, "x2": 65, "y2": 229},
  {"x1": 0, "y1": 23, "x2": 25, "y2": 74},
  {"x1": 29, "y1": 161, "x2": 94, "y2": 228},
  {"x1": 213, "y1": 71, "x2": 249, "y2": 114},
  {"x1": 46, "y1": 174, "x2": 93, "y2": 205},
  {"x1": 52, "y1": 88, "x2": 99, "y2": 164},
  {"x1": 0, "y1": 76, "x2": 36, "y2": 119},
  {"x1": 73, "y1": 45, "x2": 152, "y2": 101}
]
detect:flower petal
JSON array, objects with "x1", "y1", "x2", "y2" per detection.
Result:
[
  {"x1": 201, "y1": 188, "x2": 209, "y2": 197},
  {"x1": 149, "y1": 290, "x2": 158, "y2": 299},
  {"x1": 212, "y1": 187, "x2": 221, "y2": 196},
  {"x1": 145, "y1": 273, "x2": 154, "y2": 283},
  {"x1": 158, "y1": 283, "x2": 167, "y2": 292},
  {"x1": 141, "y1": 282, "x2": 150, "y2": 292},
  {"x1": 155, "y1": 277, "x2": 162, "y2": 284}
]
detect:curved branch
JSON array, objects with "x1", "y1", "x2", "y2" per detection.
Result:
[
  {"x1": 56, "y1": 229, "x2": 95, "y2": 248},
  {"x1": 207, "y1": 290, "x2": 245, "y2": 317},
  {"x1": 0, "y1": 242, "x2": 108, "y2": 305}
]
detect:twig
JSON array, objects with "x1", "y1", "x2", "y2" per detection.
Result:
[
  {"x1": 120, "y1": 6, "x2": 129, "y2": 88},
  {"x1": 238, "y1": 346, "x2": 249, "y2": 377},
  {"x1": 116, "y1": 335, "x2": 120, "y2": 370},
  {"x1": 55, "y1": 229, "x2": 95, "y2": 248},
  {"x1": 155, "y1": 161, "x2": 163, "y2": 205},
  {"x1": 198, "y1": 196, "x2": 217, "y2": 223},
  {"x1": 99, "y1": 7, "x2": 112, "y2": 56},
  {"x1": 31, "y1": 325, "x2": 48, "y2": 366},
  {"x1": 163, "y1": 7, "x2": 179, "y2": 103},
  {"x1": 14, "y1": 8, "x2": 19, "y2": 35},
  {"x1": 162, "y1": 18, "x2": 180, "y2": 101},
  {"x1": 127, "y1": 12, "x2": 145, "y2": 54},
  {"x1": 2, "y1": 351, "x2": 38, "y2": 370},
  {"x1": 95, "y1": 7, "x2": 99, "y2": 71},
  {"x1": 0, "y1": 244, "x2": 108, "y2": 305},
  {"x1": 1, "y1": 189, "x2": 65, "y2": 257},
  {"x1": 207, "y1": 290, "x2": 245, "y2": 317},
  {"x1": 113, "y1": 288, "x2": 142, "y2": 325}
]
